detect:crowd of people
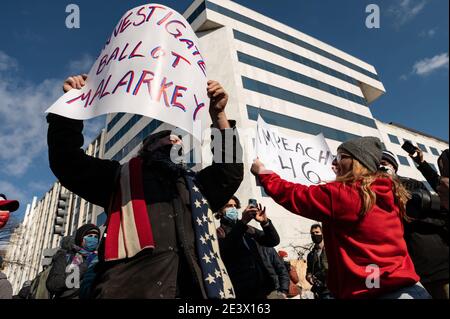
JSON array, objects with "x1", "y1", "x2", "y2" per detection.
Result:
[{"x1": 0, "y1": 75, "x2": 448, "y2": 299}]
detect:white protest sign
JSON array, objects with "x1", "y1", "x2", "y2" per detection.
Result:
[
  {"x1": 256, "y1": 115, "x2": 335, "y2": 185},
  {"x1": 46, "y1": 4, "x2": 208, "y2": 140}
]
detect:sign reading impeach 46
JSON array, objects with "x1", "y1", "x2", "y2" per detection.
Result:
[
  {"x1": 256, "y1": 115, "x2": 336, "y2": 185},
  {"x1": 46, "y1": 4, "x2": 208, "y2": 140}
]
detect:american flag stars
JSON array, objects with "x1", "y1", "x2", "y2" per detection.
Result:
[{"x1": 187, "y1": 176, "x2": 234, "y2": 298}]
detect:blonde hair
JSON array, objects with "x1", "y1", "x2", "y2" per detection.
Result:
[{"x1": 335, "y1": 159, "x2": 410, "y2": 219}]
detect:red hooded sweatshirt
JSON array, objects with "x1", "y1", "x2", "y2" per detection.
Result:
[{"x1": 258, "y1": 172, "x2": 419, "y2": 299}]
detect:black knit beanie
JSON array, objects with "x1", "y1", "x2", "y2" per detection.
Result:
[{"x1": 74, "y1": 224, "x2": 100, "y2": 246}]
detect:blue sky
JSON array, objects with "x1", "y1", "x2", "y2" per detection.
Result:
[{"x1": 0, "y1": 0, "x2": 448, "y2": 222}]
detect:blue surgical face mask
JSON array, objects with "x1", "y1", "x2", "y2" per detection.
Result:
[
  {"x1": 83, "y1": 235, "x2": 99, "y2": 252},
  {"x1": 224, "y1": 207, "x2": 239, "y2": 222}
]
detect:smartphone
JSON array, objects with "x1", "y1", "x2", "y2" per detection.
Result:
[
  {"x1": 401, "y1": 141, "x2": 417, "y2": 155},
  {"x1": 248, "y1": 199, "x2": 258, "y2": 208}
]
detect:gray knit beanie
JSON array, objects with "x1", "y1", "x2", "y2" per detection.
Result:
[{"x1": 338, "y1": 136, "x2": 382, "y2": 173}]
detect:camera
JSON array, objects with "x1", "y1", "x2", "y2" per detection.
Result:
[
  {"x1": 400, "y1": 178, "x2": 441, "y2": 216},
  {"x1": 248, "y1": 198, "x2": 258, "y2": 208},
  {"x1": 409, "y1": 188, "x2": 441, "y2": 212}
]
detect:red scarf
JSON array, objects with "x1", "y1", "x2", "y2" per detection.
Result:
[{"x1": 104, "y1": 157, "x2": 155, "y2": 261}]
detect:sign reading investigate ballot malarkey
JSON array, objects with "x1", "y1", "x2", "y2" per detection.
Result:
[{"x1": 46, "y1": 4, "x2": 208, "y2": 140}]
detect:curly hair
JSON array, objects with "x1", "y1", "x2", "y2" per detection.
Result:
[{"x1": 335, "y1": 160, "x2": 410, "y2": 220}]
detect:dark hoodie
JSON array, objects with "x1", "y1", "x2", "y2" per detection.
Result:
[
  {"x1": 0, "y1": 271, "x2": 13, "y2": 299},
  {"x1": 259, "y1": 173, "x2": 420, "y2": 299},
  {"x1": 46, "y1": 224, "x2": 99, "y2": 299}
]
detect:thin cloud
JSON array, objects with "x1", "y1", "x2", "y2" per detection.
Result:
[
  {"x1": 419, "y1": 27, "x2": 438, "y2": 38},
  {"x1": 0, "y1": 51, "x2": 105, "y2": 179},
  {"x1": 0, "y1": 181, "x2": 27, "y2": 205},
  {"x1": 413, "y1": 53, "x2": 449, "y2": 76},
  {"x1": 68, "y1": 53, "x2": 95, "y2": 75},
  {"x1": 28, "y1": 181, "x2": 51, "y2": 193},
  {"x1": 0, "y1": 74, "x2": 61, "y2": 176},
  {"x1": 13, "y1": 29, "x2": 45, "y2": 44},
  {"x1": 388, "y1": 0, "x2": 428, "y2": 27},
  {"x1": 0, "y1": 50, "x2": 18, "y2": 72}
]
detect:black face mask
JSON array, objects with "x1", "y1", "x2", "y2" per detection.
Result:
[
  {"x1": 143, "y1": 144, "x2": 184, "y2": 162},
  {"x1": 311, "y1": 234, "x2": 323, "y2": 244},
  {"x1": 142, "y1": 144, "x2": 186, "y2": 179}
]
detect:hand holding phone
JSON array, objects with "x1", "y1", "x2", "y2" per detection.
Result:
[
  {"x1": 248, "y1": 198, "x2": 257, "y2": 208},
  {"x1": 401, "y1": 141, "x2": 417, "y2": 155},
  {"x1": 402, "y1": 141, "x2": 423, "y2": 164}
]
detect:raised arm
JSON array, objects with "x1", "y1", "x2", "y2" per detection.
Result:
[
  {"x1": 248, "y1": 204, "x2": 280, "y2": 247},
  {"x1": 251, "y1": 159, "x2": 333, "y2": 222},
  {"x1": 417, "y1": 161, "x2": 440, "y2": 191},
  {"x1": 409, "y1": 148, "x2": 441, "y2": 191},
  {"x1": 195, "y1": 81, "x2": 244, "y2": 212},
  {"x1": 47, "y1": 75, "x2": 120, "y2": 208}
]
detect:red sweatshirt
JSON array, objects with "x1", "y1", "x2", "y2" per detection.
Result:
[{"x1": 258, "y1": 172, "x2": 419, "y2": 299}]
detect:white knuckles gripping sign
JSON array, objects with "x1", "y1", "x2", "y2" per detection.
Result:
[{"x1": 46, "y1": 4, "x2": 208, "y2": 140}]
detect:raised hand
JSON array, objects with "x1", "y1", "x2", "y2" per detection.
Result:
[{"x1": 63, "y1": 74, "x2": 88, "y2": 93}]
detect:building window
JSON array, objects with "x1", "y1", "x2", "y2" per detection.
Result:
[
  {"x1": 430, "y1": 147, "x2": 440, "y2": 156},
  {"x1": 96, "y1": 212, "x2": 107, "y2": 227},
  {"x1": 397, "y1": 155, "x2": 410, "y2": 166},
  {"x1": 242, "y1": 77, "x2": 376, "y2": 129},
  {"x1": 233, "y1": 30, "x2": 362, "y2": 87},
  {"x1": 237, "y1": 51, "x2": 367, "y2": 106},
  {"x1": 105, "y1": 114, "x2": 143, "y2": 152},
  {"x1": 417, "y1": 143, "x2": 428, "y2": 153},
  {"x1": 220, "y1": 2, "x2": 381, "y2": 80},
  {"x1": 388, "y1": 134, "x2": 400, "y2": 145},
  {"x1": 107, "y1": 113, "x2": 126, "y2": 132},
  {"x1": 110, "y1": 119, "x2": 163, "y2": 162}
]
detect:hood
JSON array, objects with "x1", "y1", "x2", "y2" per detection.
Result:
[
  {"x1": 60, "y1": 236, "x2": 75, "y2": 251},
  {"x1": 371, "y1": 178, "x2": 396, "y2": 212},
  {"x1": 74, "y1": 224, "x2": 100, "y2": 246}
]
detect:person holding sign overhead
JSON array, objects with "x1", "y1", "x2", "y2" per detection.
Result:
[
  {"x1": 251, "y1": 136, "x2": 430, "y2": 299},
  {"x1": 46, "y1": 74, "x2": 243, "y2": 299}
]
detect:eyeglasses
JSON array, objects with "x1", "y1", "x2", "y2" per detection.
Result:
[{"x1": 336, "y1": 153, "x2": 352, "y2": 162}]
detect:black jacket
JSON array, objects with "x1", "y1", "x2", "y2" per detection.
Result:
[
  {"x1": 259, "y1": 247, "x2": 290, "y2": 294},
  {"x1": 13, "y1": 285, "x2": 31, "y2": 299},
  {"x1": 400, "y1": 172, "x2": 449, "y2": 284},
  {"x1": 417, "y1": 161, "x2": 440, "y2": 191},
  {"x1": 306, "y1": 246, "x2": 330, "y2": 295},
  {"x1": 47, "y1": 114, "x2": 243, "y2": 298},
  {"x1": 46, "y1": 249, "x2": 83, "y2": 299},
  {"x1": 46, "y1": 229, "x2": 97, "y2": 299},
  {"x1": 218, "y1": 219, "x2": 280, "y2": 298}
]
